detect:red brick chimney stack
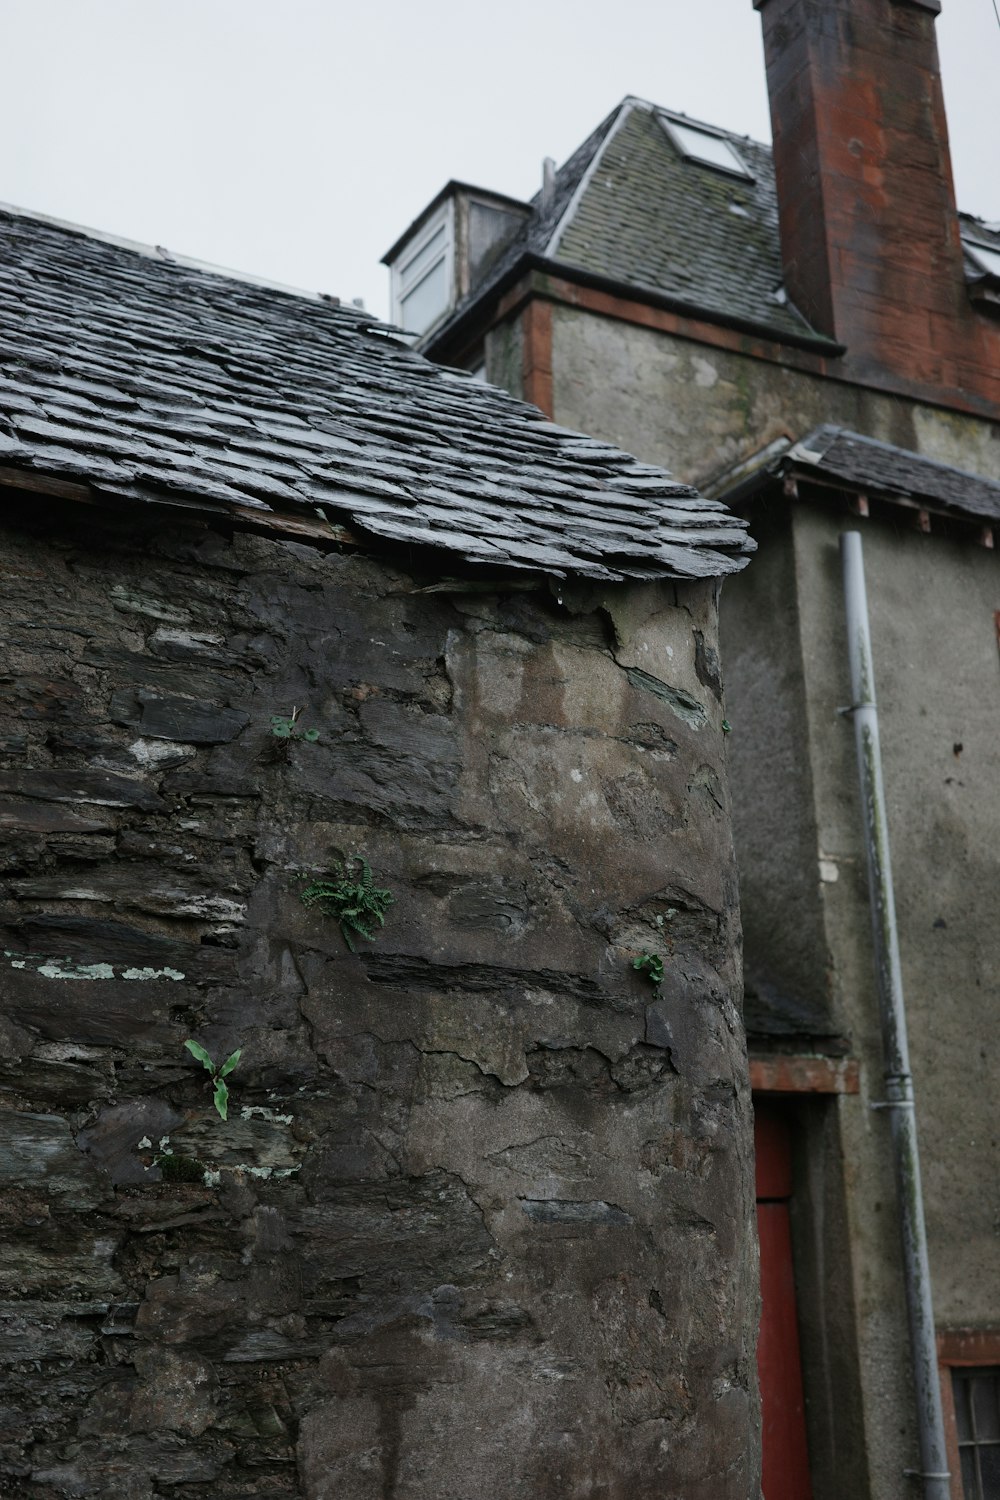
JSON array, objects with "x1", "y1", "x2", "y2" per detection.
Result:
[{"x1": 753, "y1": 0, "x2": 977, "y2": 395}]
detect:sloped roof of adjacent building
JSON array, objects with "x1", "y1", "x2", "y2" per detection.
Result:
[
  {"x1": 423, "y1": 96, "x2": 1000, "y2": 356},
  {"x1": 423, "y1": 97, "x2": 823, "y2": 350},
  {"x1": 551, "y1": 102, "x2": 816, "y2": 342},
  {"x1": 785, "y1": 426, "x2": 1000, "y2": 524},
  {"x1": 716, "y1": 424, "x2": 1000, "y2": 527},
  {"x1": 0, "y1": 205, "x2": 754, "y2": 583}
]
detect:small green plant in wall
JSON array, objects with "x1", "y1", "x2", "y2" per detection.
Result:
[
  {"x1": 270, "y1": 706, "x2": 320, "y2": 743},
  {"x1": 301, "y1": 856, "x2": 394, "y2": 951},
  {"x1": 632, "y1": 952, "x2": 665, "y2": 990},
  {"x1": 155, "y1": 1147, "x2": 207, "y2": 1183},
  {"x1": 184, "y1": 1039, "x2": 242, "y2": 1120}
]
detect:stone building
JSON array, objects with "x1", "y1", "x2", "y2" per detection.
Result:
[
  {"x1": 0, "y1": 206, "x2": 758, "y2": 1497},
  {"x1": 387, "y1": 1, "x2": 1000, "y2": 1496}
]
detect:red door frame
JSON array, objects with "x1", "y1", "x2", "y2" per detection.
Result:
[{"x1": 755, "y1": 1103, "x2": 814, "y2": 1500}]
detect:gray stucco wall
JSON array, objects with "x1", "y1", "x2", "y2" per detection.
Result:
[
  {"x1": 540, "y1": 301, "x2": 1000, "y2": 1328},
  {"x1": 719, "y1": 507, "x2": 839, "y2": 1040},
  {"x1": 545, "y1": 302, "x2": 1000, "y2": 490},
  {"x1": 740, "y1": 504, "x2": 1000, "y2": 1492},
  {"x1": 0, "y1": 499, "x2": 759, "y2": 1499},
  {"x1": 790, "y1": 505, "x2": 1000, "y2": 1327},
  {"x1": 484, "y1": 316, "x2": 525, "y2": 403}
]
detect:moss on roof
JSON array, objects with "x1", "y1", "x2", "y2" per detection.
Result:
[{"x1": 552, "y1": 103, "x2": 815, "y2": 341}]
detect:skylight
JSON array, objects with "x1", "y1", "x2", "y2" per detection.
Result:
[
  {"x1": 659, "y1": 115, "x2": 752, "y2": 180},
  {"x1": 964, "y1": 239, "x2": 1000, "y2": 280}
]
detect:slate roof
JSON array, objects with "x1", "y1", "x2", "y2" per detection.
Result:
[
  {"x1": 718, "y1": 424, "x2": 1000, "y2": 526},
  {"x1": 423, "y1": 97, "x2": 1000, "y2": 356},
  {"x1": 0, "y1": 206, "x2": 754, "y2": 583},
  {"x1": 961, "y1": 215, "x2": 1000, "y2": 269},
  {"x1": 423, "y1": 97, "x2": 825, "y2": 351},
  {"x1": 552, "y1": 104, "x2": 816, "y2": 342},
  {"x1": 784, "y1": 426, "x2": 1000, "y2": 525}
]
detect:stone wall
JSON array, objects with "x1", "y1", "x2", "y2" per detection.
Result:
[{"x1": 0, "y1": 497, "x2": 758, "y2": 1499}]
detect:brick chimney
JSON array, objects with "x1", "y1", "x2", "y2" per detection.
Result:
[{"x1": 753, "y1": 0, "x2": 989, "y2": 400}]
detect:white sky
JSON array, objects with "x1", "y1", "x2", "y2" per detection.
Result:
[{"x1": 2, "y1": 1, "x2": 998, "y2": 320}]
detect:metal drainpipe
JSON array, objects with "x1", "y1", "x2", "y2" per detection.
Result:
[{"x1": 840, "y1": 532, "x2": 950, "y2": 1500}]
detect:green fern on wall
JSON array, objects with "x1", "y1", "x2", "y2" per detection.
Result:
[{"x1": 301, "y1": 857, "x2": 394, "y2": 951}]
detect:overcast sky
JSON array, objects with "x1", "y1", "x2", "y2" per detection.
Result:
[{"x1": 2, "y1": 1, "x2": 998, "y2": 320}]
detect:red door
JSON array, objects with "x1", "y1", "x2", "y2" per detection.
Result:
[{"x1": 755, "y1": 1103, "x2": 813, "y2": 1500}]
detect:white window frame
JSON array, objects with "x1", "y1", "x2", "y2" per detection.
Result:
[
  {"x1": 657, "y1": 112, "x2": 753, "y2": 181},
  {"x1": 391, "y1": 200, "x2": 455, "y2": 336}
]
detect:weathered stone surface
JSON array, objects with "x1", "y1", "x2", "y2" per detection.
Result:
[
  {"x1": 0, "y1": 799, "x2": 117, "y2": 834},
  {"x1": 110, "y1": 689, "x2": 251, "y2": 744},
  {"x1": 0, "y1": 1111, "x2": 106, "y2": 1200},
  {"x1": 0, "y1": 768, "x2": 165, "y2": 811},
  {"x1": 78, "y1": 1099, "x2": 187, "y2": 1184},
  {"x1": 0, "y1": 501, "x2": 756, "y2": 1497}
]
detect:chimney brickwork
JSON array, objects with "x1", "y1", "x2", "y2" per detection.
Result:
[{"x1": 755, "y1": 0, "x2": 1000, "y2": 413}]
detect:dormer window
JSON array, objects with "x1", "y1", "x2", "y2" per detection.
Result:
[
  {"x1": 384, "y1": 183, "x2": 530, "y2": 346},
  {"x1": 392, "y1": 202, "x2": 454, "y2": 337},
  {"x1": 658, "y1": 114, "x2": 753, "y2": 180}
]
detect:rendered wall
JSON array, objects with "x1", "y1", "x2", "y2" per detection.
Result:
[
  {"x1": 790, "y1": 502, "x2": 1000, "y2": 1306},
  {"x1": 744, "y1": 504, "x2": 1000, "y2": 1492},
  {"x1": 546, "y1": 302, "x2": 1000, "y2": 490},
  {"x1": 0, "y1": 499, "x2": 759, "y2": 1500},
  {"x1": 718, "y1": 507, "x2": 838, "y2": 1040}
]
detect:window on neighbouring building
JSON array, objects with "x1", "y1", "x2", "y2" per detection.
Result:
[
  {"x1": 658, "y1": 114, "x2": 753, "y2": 179},
  {"x1": 392, "y1": 205, "x2": 453, "y2": 336},
  {"x1": 953, "y1": 1368, "x2": 1000, "y2": 1499}
]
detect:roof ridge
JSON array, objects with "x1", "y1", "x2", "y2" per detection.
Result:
[
  {"x1": 544, "y1": 100, "x2": 637, "y2": 260},
  {"x1": 0, "y1": 200, "x2": 357, "y2": 312}
]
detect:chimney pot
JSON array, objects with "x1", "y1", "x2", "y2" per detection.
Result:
[{"x1": 541, "y1": 157, "x2": 557, "y2": 210}]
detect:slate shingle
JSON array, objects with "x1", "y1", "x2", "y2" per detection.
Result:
[
  {"x1": 786, "y1": 427, "x2": 1000, "y2": 524},
  {"x1": 0, "y1": 206, "x2": 754, "y2": 582},
  {"x1": 554, "y1": 104, "x2": 817, "y2": 343}
]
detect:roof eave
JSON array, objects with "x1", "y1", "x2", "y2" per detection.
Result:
[
  {"x1": 420, "y1": 251, "x2": 846, "y2": 364},
  {"x1": 967, "y1": 274, "x2": 1000, "y2": 313},
  {"x1": 700, "y1": 436, "x2": 794, "y2": 504},
  {"x1": 715, "y1": 449, "x2": 1000, "y2": 540}
]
